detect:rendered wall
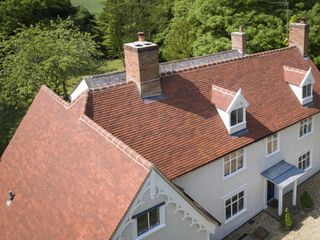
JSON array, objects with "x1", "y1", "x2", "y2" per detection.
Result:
[{"x1": 174, "y1": 113, "x2": 320, "y2": 239}]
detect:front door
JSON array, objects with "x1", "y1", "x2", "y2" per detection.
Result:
[{"x1": 267, "y1": 181, "x2": 275, "y2": 201}]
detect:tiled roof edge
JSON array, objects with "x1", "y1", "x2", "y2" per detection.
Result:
[
  {"x1": 79, "y1": 114, "x2": 153, "y2": 170},
  {"x1": 161, "y1": 46, "x2": 297, "y2": 77},
  {"x1": 88, "y1": 82, "x2": 129, "y2": 92},
  {"x1": 283, "y1": 65, "x2": 308, "y2": 74},
  {"x1": 212, "y1": 84, "x2": 236, "y2": 96},
  {"x1": 41, "y1": 85, "x2": 88, "y2": 110}
]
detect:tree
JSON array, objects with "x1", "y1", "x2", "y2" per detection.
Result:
[
  {"x1": 0, "y1": 0, "x2": 77, "y2": 36},
  {"x1": 97, "y1": 0, "x2": 173, "y2": 60},
  {"x1": 0, "y1": 19, "x2": 101, "y2": 108}
]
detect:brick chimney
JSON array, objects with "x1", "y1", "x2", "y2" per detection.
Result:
[
  {"x1": 231, "y1": 26, "x2": 247, "y2": 55},
  {"x1": 289, "y1": 18, "x2": 309, "y2": 57},
  {"x1": 123, "y1": 32, "x2": 161, "y2": 98}
]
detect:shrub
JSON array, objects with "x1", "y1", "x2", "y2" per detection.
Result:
[
  {"x1": 282, "y1": 208, "x2": 293, "y2": 229},
  {"x1": 300, "y1": 191, "x2": 314, "y2": 209}
]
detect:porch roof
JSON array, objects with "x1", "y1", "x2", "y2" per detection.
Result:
[{"x1": 261, "y1": 160, "x2": 305, "y2": 188}]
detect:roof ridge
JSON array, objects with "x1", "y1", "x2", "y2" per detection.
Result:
[
  {"x1": 161, "y1": 46, "x2": 297, "y2": 77},
  {"x1": 79, "y1": 114, "x2": 153, "y2": 171},
  {"x1": 88, "y1": 82, "x2": 129, "y2": 92},
  {"x1": 283, "y1": 65, "x2": 307, "y2": 74},
  {"x1": 212, "y1": 84, "x2": 236, "y2": 96}
]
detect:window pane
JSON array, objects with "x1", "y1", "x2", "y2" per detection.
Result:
[
  {"x1": 238, "y1": 108, "x2": 243, "y2": 123},
  {"x1": 231, "y1": 110, "x2": 237, "y2": 126},
  {"x1": 308, "y1": 121, "x2": 312, "y2": 133},
  {"x1": 232, "y1": 202, "x2": 238, "y2": 215},
  {"x1": 303, "y1": 85, "x2": 307, "y2": 98},
  {"x1": 231, "y1": 160, "x2": 237, "y2": 173},
  {"x1": 239, "y1": 191, "x2": 244, "y2": 198},
  {"x1": 226, "y1": 198, "x2": 231, "y2": 206},
  {"x1": 239, "y1": 198, "x2": 244, "y2": 211},
  {"x1": 232, "y1": 195, "x2": 237, "y2": 202},
  {"x1": 267, "y1": 141, "x2": 272, "y2": 154},
  {"x1": 224, "y1": 161, "x2": 230, "y2": 176},
  {"x1": 226, "y1": 206, "x2": 231, "y2": 219},
  {"x1": 238, "y1": 158, "x2": 243, "y2": 169},
  {"x1": 149, "y1": 208, "x2": 160, "y2": 229},
  {"x1": 137, "y1": 213, "x2": 149, "y2": 236}
]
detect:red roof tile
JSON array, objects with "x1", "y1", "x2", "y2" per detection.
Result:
[
  {"x1": 86, "y1": 47, "x2": 320, "y2": 180},
  {"x1": 283, "y1": 65, "x2": 307, "y2": 86},
  {"x1": 0, "y1": 87, "x2": 150, "y2": 239}
]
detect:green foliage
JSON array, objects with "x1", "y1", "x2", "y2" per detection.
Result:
[
  {"x1": 300, "y1": 191, "x2": 314, "y2": 209},
  {"x1": 282, "y1": 207, "x2": 293, "y2": 229},
  {"x1": 0, "y1": 19, "x2": 101, "y2": 108},
  {"x1": 97, "y1": 0, "x2": 173, "y2": 59},
  {"x1": 0, "y1": 0, "x2": 77, "y2": 36}
]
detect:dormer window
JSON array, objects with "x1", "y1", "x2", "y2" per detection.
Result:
[
  {"x1": 211, "y1": 85, "x2": 249, "y2": 135},
  {"x1": 284, "y1": 66, "x2": 315, "y2": 105},
  {"x1": 231, "y1": 108, "x2": 244, "y2": 126}
]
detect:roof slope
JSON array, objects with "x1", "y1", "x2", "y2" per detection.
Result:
[
  {"x1": 86, "y1": 47, "x2": 320, "y2": 180},
  {"x1": 0, "y1": 87, "x2": 150, "y2": 240}
]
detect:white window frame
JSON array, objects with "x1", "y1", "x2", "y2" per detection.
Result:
[
  {"x1": 302, "y1": 83, "x2": 312, "y2": 99},
  {"x1": 223, "y1": 148, "x2": 246, "y2": 180},
  {"x1": 222, "y1": 185, "x2": 248, "y2": 223},
  {"x1": 297, "y1": 149, "x2": 312, "y2": 171},
  {"x1": 135, "y1": 205, "x2": 166, "y2": 240},
  {"x1": 298, "y1": 117, "x2": 313, "y2": 140},
  {"x1": 230, "y1": 107, "x2": 244, "y2": 127},
  {"x1": 266, "y1": 132, "x2": 280, "y2": 157}
]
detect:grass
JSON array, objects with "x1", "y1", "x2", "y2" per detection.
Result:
[{"x1": 70, "y1": 0, "x2": 104, "y2": 14}]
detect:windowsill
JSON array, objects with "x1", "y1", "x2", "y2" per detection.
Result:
[
  {"x1": 266, "y1": 149, "x2": 280, "y2": 158},
  {"x1": 298, "y1": 131, "x2": 313, "y2": 141},
  {"x1": 136, "y1": 224, "x2": 166, "y2": 240},
  {"x1": 225, "y1": 209, "x2": 247, "y2": 224},
  {"x1": 223, "y1": 167, "x2": 246, "y2": 181},
  {"x1": 301, "y1": 166, "x2": 312, "y2": 172}
]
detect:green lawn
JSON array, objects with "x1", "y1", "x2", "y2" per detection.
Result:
[{"x1": 71, "y1": 0, "x2": 103, "y2": 14}]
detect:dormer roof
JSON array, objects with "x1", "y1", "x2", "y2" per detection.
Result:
[
  {"x1": 284, "y1": 66, "x2": 314, "y2": 87},
  {"x1": 211, "y1": 86, "x2": 249, "y2": 113},
  {"x1": 211, "y1": 85, "x2": 236, "y2": 111}
]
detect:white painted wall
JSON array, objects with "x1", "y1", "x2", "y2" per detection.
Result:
[
  {"x1": 174, "y1": 113, "x2": 320, "y2": 240},
  {"x1": 70, "y1": 79, "x2": 88, "y2": 102}
]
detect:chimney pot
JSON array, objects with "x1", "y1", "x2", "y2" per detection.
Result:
[
  {"x1": 138, "y1": 32, "x2": 145, "y2": 42},
  {"x1": 239, "y1": 26, "x2": 244, "y2": 33},
  {"x1": 300, "y1": 17, "x2": 306, "y2": 24}
]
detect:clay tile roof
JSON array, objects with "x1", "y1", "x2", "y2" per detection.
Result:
[
  {"x1": 86, "y1": 47, "x2": 320, "y2": 180},
  {"x1": 0, "y1": 86, "x2": 150, "y2": 239},
  {"x1": 211, "y1": 85, "x2": 236, "y2": 111},
  {"x1": 283, "y1": 65, "x2": 308, "y2": 86}
]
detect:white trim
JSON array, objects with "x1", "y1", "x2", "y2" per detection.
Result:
[
  {"x1": 222, "y1": 148, "x2": 247, "y2": 181},
  {"x1": 298, "y1": 116, "x2": 314, "y2": 140},
  {"x1": 299, "y1": 67, "x2": 314, "y2": 87},
  {"x1": 296, "y1": 148, "x2": 313, "y2": 171},
  {"x1": 135, "y1": 205, "x2": 165, "y2": 240},
  {"x1": 265, "y1": 132, "x2": 280, "y2": 157},
  {"x1": 222, "y1": 186, "x2": 248, "y2": 223}
]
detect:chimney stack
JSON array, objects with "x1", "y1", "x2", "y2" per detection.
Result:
[
  {"x1": 231, "y1": 26, "x2": 247, "y2": 55},
  {"x1": 289, "y1": 18, "x2": 309, "y2": 57},
  {"x1": 124, "y1": 32, "x2": 161, "y2": 98}
]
